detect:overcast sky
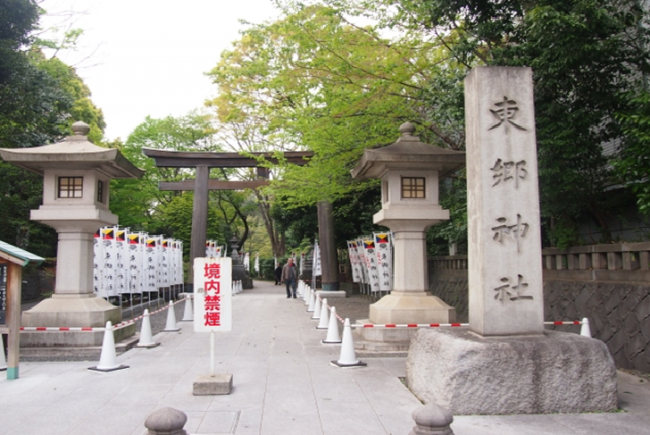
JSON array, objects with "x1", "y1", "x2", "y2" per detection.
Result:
[{"x1": 39, "y1": 0, "x2": 281, "y2": 141}]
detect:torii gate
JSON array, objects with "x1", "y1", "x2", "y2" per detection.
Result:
[{"x1": 142, "y1": 148, "x2": 313, "y2": 270}]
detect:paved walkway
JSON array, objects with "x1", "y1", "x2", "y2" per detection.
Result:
[{"x1": 1, "y1": 281, "x2": 649, "y2": 435}]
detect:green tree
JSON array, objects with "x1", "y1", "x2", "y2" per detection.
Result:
[{"x1": 0, "y1": 0, "x2": 106, "y2": 255}]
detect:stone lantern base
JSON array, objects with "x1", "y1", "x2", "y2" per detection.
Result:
[
  {"x1": 20, "y1": 294, "x2": 135, "y2": 347},
  {"x1": 355, "y1": 292, "x2": 456, "y2": 353}
]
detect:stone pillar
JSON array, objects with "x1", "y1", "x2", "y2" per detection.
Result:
[
  {"x1": 405, "y1": 66, "x2": 617, "y2": 415},
  {"x1": 465, "y1": 66, "x2": 544, "y2": 336},
  {"x1": 190, "y1": 165, "x2": 210, "y2": 278},
  {"x1": 55, "y1": 232, "x2": 94, "y2": 295},
  {"x1": 317, "y1": 200, "x2": 339, "y2": 290}
]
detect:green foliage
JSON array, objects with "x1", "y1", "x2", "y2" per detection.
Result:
[
  {"x1": 208, "y1": 4, "x2": 465, "y2": 210},
  {"x1": 427, "y1": 176, "x2": 468, "y2": 256},
  {"x1": 0, "y1": 0, "x2": 106, "y2": 256},
  {"x1": 614, "y1": 91, "x2": 650, "y2": 216},
  {"x1": 330, "y1": 0, "x2": 650, "y2": 247}
]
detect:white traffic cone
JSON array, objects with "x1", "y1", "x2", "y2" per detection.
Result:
[
  {"x1": 181, "y1": 295, "x2": 193, "y2": 321},
  {"x1": 163, "y1": 301, "x2": 180, "y2": 332},
  {"x1": 137, "y1": 309, "x2": 160, "y2": 348},
  {"x1": 331, "y1": 318, "x2": 366, "y2": 368},
  {"x1": 322, "y1": 306, "x2": 342, "y2": 344},
  {"x1": 311, "y1": 294, "x2": 322, "y2": 320},
  {"x1": 89, "y1": 321, "x2": 129, "y2": 372},
  {"x1": 307, "y1": 289, "x2": 315, "y2": 312},
  {"x1": 580, "y1": 317, "x2": 592, "y2": 338},
  {"x1": 303, "y1": 285, "x2": 310, "y2": 304},
  {"x1": 0, "y1": 340, "x2": 7, "y2": 371},
  {"x1": 316, "y1": 299, "x2": 329, "y2": 329}
]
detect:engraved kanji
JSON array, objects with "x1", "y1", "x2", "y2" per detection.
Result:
[
  {"x1": 491, "y1": 159, "x2": 527, "y2": 188},
  {"x1": 488, "y1": 96, "x2": 527, "y2": 132},
  {"x1": 494, "y1": 274, "x2": 533, "y2": 303}
]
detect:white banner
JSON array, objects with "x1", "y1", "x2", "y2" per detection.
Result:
[
  {"x1": 93, "y1": 229, "x2": 105, "y2": 297},
  {"x1": 193, "y1": 257, "x2": 232, "y2": 332},
  {"x1": 313, "y1": 241, "x2": 322, "y2": 277},
  {"x1": 254, "y1": 254, "x2": 259, "y2": 273},
  {"x1": 373, "y1": 232, "x2": 393, "y2": 291},
  {"x1": 127, "y1": 232, "x2": 143, "y2": 293},
  {"x1": 362, "y1": 237, "x2": 381, "y2": 292},
  {"x1": 144, "y1": 236, "x2": 158, "y2": 293},
  {"x1": 101, "y1": 227, "x2": 118, "y2": 297},
  {"x1": 347, "y1": 241, "x2": 361, "y2": 283},
  {"x1": 115, "y1": 229, "x2": 129, "y2": 294},
  {"x1": 243, "y1": 252, "x2": 250, "y2": 271}
]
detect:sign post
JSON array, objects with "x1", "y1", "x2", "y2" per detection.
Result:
[{"x1": 192, "y1": 257, "x2": 233, "y2": 395}]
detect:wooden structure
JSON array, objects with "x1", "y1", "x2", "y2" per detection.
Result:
[
  {"x1": 142, "y1": 148, "x2": 313, "y2": 270},
  {"x1": 0, "y1": 240, "x2": 45, "y2": 380}
]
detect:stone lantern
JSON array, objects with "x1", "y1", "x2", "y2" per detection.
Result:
[
  {"x1": 0, "y1": 121, "x2": 144, "y2": 348},
  {"x1": 351, "y1": 122, "x2": 464, "y2": 346}
]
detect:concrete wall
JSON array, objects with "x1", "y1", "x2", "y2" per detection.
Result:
[{"x1": 429, "y1": 243, "x2": 650, "y2": 373}]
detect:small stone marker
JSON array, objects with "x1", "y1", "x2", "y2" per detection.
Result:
[
  {"x1": 409, "y1": 402, "x2": 454, "y2": 435},
  {"x1": 144, "y1": 407, "x2": 188, "y2": 435},
  {"x1": 193, "y1": 374, "x2": 233, "y2": 395},
  {"x1": 465, "y1": 66, "x2": 544, "y2": 336}
]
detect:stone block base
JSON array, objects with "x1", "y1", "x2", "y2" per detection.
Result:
[
  {"x1": 315, "y1": 290, "x2": 347, "y2": 299},
  {"x1": 406, "y1": 329, "x2": 618, "y2": 415},
  {"x1": 20, "y1": 295, "x2": 134, "y2": 347},
  {"x1": 193, "y1": 374, "x2": 233, "y2": 395},
  {"x1": 369, "y1": 292, "x2": 456, "y2": 325}
]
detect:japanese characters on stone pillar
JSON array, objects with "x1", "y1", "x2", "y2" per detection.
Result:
[{"x1": 465, "y1": 67, "x2": 544, "y2": 336}]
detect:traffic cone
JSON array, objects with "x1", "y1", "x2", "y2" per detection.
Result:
[
  {"x1": 580, "y1": 317, "x2": 592, "y2": 338},
  {"x1": 307, "y1": 289, "x2": 315, "y2": 312},
  {"x1": 181, "y1": 295, "x2": 193, "y2": 321},
  {"x1": 303, "y1": 285, "x2": 310, "y2": 304},
  {"x1": 163, "y1": 301, "x2": 180, "y2": 332},
  {"x1": 322, "y1": 306, "x2": 341, "y2": 344},
  {"x1": 0, "y1": 340, "x2": 7, "y2": 371},
  {"x1": 137, "y1": 310, "x2": 160, "y2": 348},
  {"x1": 331, "y1": 318, "x2": 366, "y2": 368},
  {"x1": 296, "y1": 280, "x2": 303, "y2": 297},
  {"x1": 311, "y1": 294, "x2": 322, "y2": 320},
  {"x1": 316, "y1": 299, "x2": 329, "y2": 329},
  {"x1": 88, "y1": 321, "x2": 129, "y2": 372}
]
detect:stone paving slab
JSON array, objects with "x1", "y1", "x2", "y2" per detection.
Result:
[{"x1": 1, "y1": 281, "x2": 649, "y2": 435}]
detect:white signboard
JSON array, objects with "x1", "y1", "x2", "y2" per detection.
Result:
[{"x1": 193, "y1": 257, "x2": 232, "y2": 332}]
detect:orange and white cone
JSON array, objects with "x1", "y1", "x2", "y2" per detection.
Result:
[
  {"x1": 181, "y1": 295, "x2": 193, "y2": 321},
  {"x1": 88, "y1": 321, "x2": 129, "y2": 372},
  {"x1": 164, "y1": 301, "x2": 180, "y2": 332},
  {"x1": 311, "y1": 294, "x2": 322, "y2": 320},
  {"x1": 307, "y1": 289, "x2": 315, "y2": 312},
  {"x1": 137, "y1": 309, "x2": 160, "y2": 348},
  {"x1": 316, "y1": 299, "x2": 329, "y2": 329},
  {"x1": 322, "y1": 306, "x2": 341, "y2": 344},
  {"x1": 331, "y1": 318, "x2": 366, "y2": 368},
  {"x1": 580, "y1": 317, "x2": 592, "y2": 338}
]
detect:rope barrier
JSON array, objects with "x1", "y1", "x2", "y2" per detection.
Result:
[
  {"x1": 312, "y1": 291, "x2": 585, "y2": 329},
  {"x1": 19, "y1": 297, "x2": 190, "y2": 332}
]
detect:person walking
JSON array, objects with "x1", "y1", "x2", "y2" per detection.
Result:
[
  {"x1": 274, "y1": 264, "x2": 283, "y2": 285},
  {"x1": 281, "y1": 258, "x2": 298, "y2": 298}
]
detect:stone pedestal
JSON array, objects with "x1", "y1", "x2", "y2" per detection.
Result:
[
  {"x1": 193, "y1": 374, "x2": 233, "y2": 395},
  {"x1": 406, "y1": 328, "x2": 618, "y2": 415}
]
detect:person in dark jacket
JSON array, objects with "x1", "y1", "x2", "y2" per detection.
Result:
[
  {"x1": 274, "y1": 264, "x2": 283, "y2": 285},
  {"x1": 281, "y1": 258, "x2": 298, "y2": 298}
]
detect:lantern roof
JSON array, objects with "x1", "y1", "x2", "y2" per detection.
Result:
[
  {"x1": 0, "y1": 121, "x2": 144, "y2": 178},
  {"x1": 351, "y1": 122, "x2": 465, "y2": 179}
]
